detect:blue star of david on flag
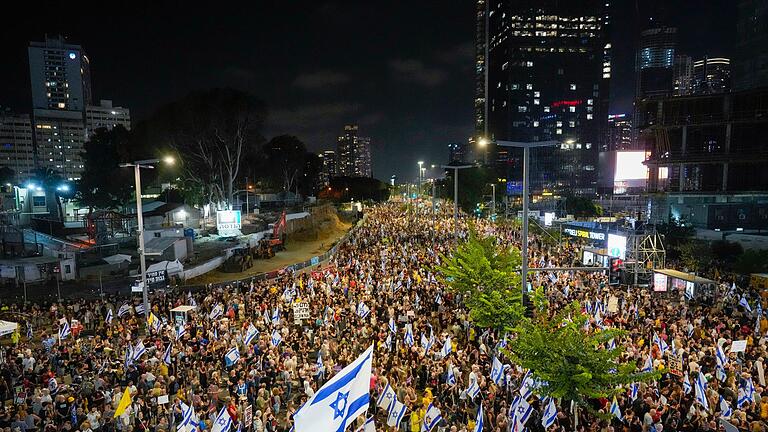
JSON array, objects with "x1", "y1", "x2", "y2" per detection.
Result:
[{"x1": 330, "y1": 391, "x2": 350, "y2": 419}]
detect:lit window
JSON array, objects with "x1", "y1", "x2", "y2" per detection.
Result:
[
  {"x1": 569, "y1": 106, "x2": 576, "y2": 112},
  {"x1": 587, "y1": 99, "x2": 593, "y2": 105},
  {"x1": 556, "y1": 121, "x2": 562, "y2": 127},
  {"x1": 534, "y1": 91, "x2": 540, "y2": 97},
  {"x1": 518, "y1": 106, "x2": 527, "y2": 112},
  {"x1": 587, "y1": 114, "x2": 593, "y2": 120},
  {"x1": 526, "y1": 84, "x2": 533, "y2": 90},
  {"x1": 544, "y1": 106, "x2": 550, "y2": 112},
  {"x1": 511, "y1": 84, "x2": 519, "y2": 90},
  {"x1": 586, "y1": 143, "x2": 592, "y2": 149},
  {"x1": 556, "y1": 128, "x2": 563, "y2": 134},
  {"x1": 526, "y1": 61, "x2": 533, "y2": 67},
  {"x1": 569, "y1": 121, "x2": 576, "y2": 127},
  {"x1": 576, "y1": 143, "x2": 582, "y2": 149},
  {"x1": 534, "y1": 99, "x2": 540, "y2": 105},
  {"x1": 533, "y1": 121, "x2": 539, "y2": 127},
  {"x1": 570, "y1": 84, "x2": 576, "y2": 90}
]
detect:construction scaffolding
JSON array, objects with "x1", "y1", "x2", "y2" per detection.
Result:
[{"x1": 625, "y1": 229, "x2": 666, "y2": 285}]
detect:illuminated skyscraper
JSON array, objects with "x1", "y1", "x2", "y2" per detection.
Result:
[{"x1": 336, "y1": 125, "x2": 372, "y2": 178}]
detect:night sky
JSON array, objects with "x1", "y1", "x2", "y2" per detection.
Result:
[{"x1": 1, "y1": 0, "x2": 737, "y2": 181}]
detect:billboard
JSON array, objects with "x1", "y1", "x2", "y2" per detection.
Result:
[
  {"x1": 613, "y1": 151, "x2": 648, "y2": 194},
  {"x1": 653, "y1": 273, "x2": 668, "y2": 292},
  {"x1": 544, "y1": 212, "x2": 555, "y2": 227},
  {"x1": 216, "y1": 210, "x2": 242, "y2": 237},
  {"x1": 606, "y1": 233, "x2": 627, "y2": 260}
]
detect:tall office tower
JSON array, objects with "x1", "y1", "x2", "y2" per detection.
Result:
[
  {"x1": 636, "y1": 26, "x2": 677, "y2": 99},
  {"x1": 0, "y1": 111, "x2": 35, "y2": 179},
  {"x1": 354, "y1": 136, "x2": 372, "y2": 178},
  {"x1": 318, "y1": 150, "x2": 337, "y2": 187},
  {"x1": 28, "y1": 36, "x2": 92, "y2": 180},
  {"x1": 448, "y1": 142, "x2": 468, "y2": 164},
  {"x1": 733, "y1": 0, "x2": 768, "y2": 91},
  {"x1": 605, "y1": 114, "x2": 634, "y2": 151},
  {"x1": 336, "y1": 125, "x2": 372, "y2": 178},
  {"x1": 85, "y1": 100, "x2": 131, "y2": 138},
  {"x1": 673, "y1": 55, "x2": 693, "y2": 96},
  {"x1": 485, "y1": 0, "x2": 611, "y2": 195},
  {"x1": 692, "y1": 57, "x2": 731, "y2": 95},
  {"x1": 474, "y1": 0, "x2": 488, "y2": 135}
]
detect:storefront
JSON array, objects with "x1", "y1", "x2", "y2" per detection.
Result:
[{"x1": 652, "y1": 269, "x2": 716, "y2": 300}]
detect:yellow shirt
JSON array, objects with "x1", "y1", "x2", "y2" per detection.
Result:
[{"x1": 410, "y1": 408, "x2": 424, "y2": 432}]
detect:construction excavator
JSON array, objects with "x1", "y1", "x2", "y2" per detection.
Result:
[{"x1": 221, "y1": 211, "x2": 288, "y2": 271}]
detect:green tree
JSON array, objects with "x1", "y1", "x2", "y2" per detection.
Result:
[
  {"x1": 563, "y1": 195, "x2": 603, "y2": 218},
  {"x1": 78, "y1": 126, "x2": 137, "y2": 210},
  {"x1": 678, "y1": 240, "x2": 711, "y2": 273},
  {"x1": 506, "y1": 289, "x2": 661, "y2": 411},
  {"x1": 437, "y1": 227, "x2": 523, "y2": 331},
  {"x1": 440, "y1": 167, "x2": 495, "y2": 213},
  {"x1": 710, "y1": 240, "x2": 744, "y2": 264},
  {"x1": 734, "y1": 249, "x2": 768, "y2": 275},
  {"x1": 260, "y1": 135, "x2": 320, "y2": 196}
]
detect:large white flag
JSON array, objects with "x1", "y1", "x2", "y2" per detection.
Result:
[{"x1": 293, "y1": 345, "x2": 373, "y2": 432}]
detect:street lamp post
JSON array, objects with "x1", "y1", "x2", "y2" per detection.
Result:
[
  {"x1": 119, "y1": 157, "x2": 174, "y2": 324},
  {"x1": 496, "y1": 140, "x2": 558, "y2": 298},
  {"x1": 417, "y1": 161, "x2": 424, "y2": 197},
  {"x1": 490, "y1": 183, "x2": 496, "y2": 218},
  {"x1": 441, "y1": 164, "x2": 473, "y2": 239}
]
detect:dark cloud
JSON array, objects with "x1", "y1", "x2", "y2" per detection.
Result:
[
  {"x1": 293, "y1": 70, "x2": 350, "y2": 90},
  {"x1": 388, "y1": 59, "x2": 448, "y2": 87}
]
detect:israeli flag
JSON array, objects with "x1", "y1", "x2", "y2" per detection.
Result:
[
  {"x1": 263, "y1": 309, "x2": 271, "y2": 326},
  {"x1": 607, "y1": 338, "x2": 616, "y2": 350},
  {"x1": 357, "y1": 302, "x2": 371, "y2": 319},
  {"x1": 163, "y1": 343, "x2": 172, "y2": 366},
  {"x1": 211, "y1": 406, "x2": 232, "y2": 432},
  {"x1": 124, "y1": 346, "x2": 133, "y2": 368},
  {"x1": 134, "y1": 303, "x2": 145, "y2": 316},
  {"x1": 687, "y1": 323, "x2": 694, "y2": 338},
  {"x1": 385, "y1": 333, "x2": 392, "y2": 351},
  {"x1": 435, "y1": 292, "x2": 442, "y2": 305},
  {"x1": 59, "y1": 321, "x2": 71, "y2": 340},
  {"x1": 440, "y1": 337, "x2": 452, "y2": 358},
  {"x1": 740, "y1": 296, "x2": 752, "y2": 313},
  {"x1": 421, "y1": 333, "x2": 432, "y2": 351},
  {"x1": 388, "y1": 317, "x2": 396, "y2": 334},
  {"x1": 422, "y1": 403, "x2": 442, "y2": 432},
  {"x1": 271, "y1": 329, "x2": 283, "y2": 347},
  {"x1": 630, "y1": 382, "x2": 639, "y2": 400},
  {"x1": 26, "y1": 322, "x2": 33, "y2": 339},
  {"x1": 245, "y1": 324, "x2": 259, "y2": 345},
  {"x1": 117, "y1": 304, "x2": 131, "y2": 317},
  {"x1": 404, "y1": 324, "x2": 414, "y2": 347},
  {"x1": 716, "y1": 343, "x2": 728, "y2": 366},
  {"x1": 519, "y1": 370, "x2": 534, "y2": 399},
  {"x1": 48, "y1": 377, "x2": 58, "y2": 394},
  {"x1": 653, "y1": 333, "x2": 668, "y2": 356},
  {"x1": 105, "y1": 309, "x2": 113, "y2": 324},
  {"x1": 719, "y1": 395, "x2": 733, "y2": 417},
  {"x1": 446, "y1": 364, "x2": 457, "y2": 386},
  {"x1": 132, "y1": 340, "x2": 146, "y2": 361},
  {"x1": 354, "y1": 417, "x2": 375, "y2": 432},
  {"x1": 695, "y1": 371, "x2": 709, "y2": 411},
  {"x1": 376, "y1": 383, "x2": 396, "y2": 412},
  {"x1": 716, "y1": 364, "x2": 727, "y2": 382},
  {"x1": 209, "y1": 304, "x2": 223, "y2": 320},
  {"x1": 743, "y1": 378, "x2": 755, "y2": 404},
  {"x1": 177, "y1": 403, "x2": 196, "y2": 432},
  {"x1": 473, "y1": 404, "x2": 484, "y2": 432},
  {"x1": 683, "y1": 373, "x2": 692, "y2": 395},
  {"x1": 316, "y1": 353, "x2": 325, "y2": 377},
  {"x1": 187, "y1": 291, "x2": 197, "y2": 307},
  {"x1": 387, "y1": 399, "x2": 407, "y2": 428},
  {"x1": 542, "y1": 398, "x2": 557, "y2": 429},
  {"x1": 511, "y1": 397, "x2": 532, "y2": 430},
  {"x1": 225, "y1": 347, "x2": 240, "y2": 367},
  {"x1": 176, "y1": 325, "x2": 187, "y2": 341},
  {"x1": 293, "y1": 345, "x2": 373, "y2": 432},
  {"x1": 642, "y1": 354, "x2": 653, "y2": 372},
  {"x1": 272, "y1": 308, "x2": 280, "y2": 326},
  {"x1": 491, "y1": 357, "x2": 505, "y2": 386},
  {"x1": 609, "y1": 397, "x2": 623, "y2": 421},
  {"x1": 466, "y1": 380, "x2": 481, "y2": 400}
]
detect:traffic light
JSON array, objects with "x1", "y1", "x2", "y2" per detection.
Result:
[{"x1": 609, "y1": 257, "x2": 622, "y2": 285}]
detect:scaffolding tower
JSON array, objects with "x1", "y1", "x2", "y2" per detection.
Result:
[{"x1": 625, "y1": 229, "x2": 666, "y2": 285}]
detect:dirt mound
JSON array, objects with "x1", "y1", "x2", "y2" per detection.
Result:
[{"x1": 290, "y1": 210, "x2": 347, "y2": 242}]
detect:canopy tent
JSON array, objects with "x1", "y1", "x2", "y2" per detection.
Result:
[
  {"x1": 102, "y1": 254, "x2": 132, "y2": 265},
  {"x1": 146, "y1": 259, "x2": 184, "y2": 277},
  {"x1": 0, "y1": 320, "x2": 19, "y2": 337}
]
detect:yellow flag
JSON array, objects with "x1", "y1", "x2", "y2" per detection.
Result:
[
  {"x1": 113, "y1": 388, "x2": 132, "y2": 418},
  {"x1": 147, "y1": 313, "x2": 157, "y2": 326}
]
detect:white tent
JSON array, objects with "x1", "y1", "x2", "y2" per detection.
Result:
[
  {"x1": 146, "y1": 259, "x2": 184, "y2": 277},
  {"x1": 0, "y1": 320, "x2": 18, "y2": 337},
  {"x1": 102, "y1": 254, "x2": 132, "y2": 265}
]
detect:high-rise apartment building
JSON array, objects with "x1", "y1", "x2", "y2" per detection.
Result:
[
  {"x1": 448, "y1": 142, "x2": 468, "y2": 164},
  {"x1": 474, "y1": 0, "x2": 488, "y2": 135},
  {"x1": 733, "y1": 0, "x2": 768, "y2": 91},
  {"x1": 673, "y1": 55, "x2": 693, "y2": 96},
  {"x1": 318, "y1": 150, "x2": 336, "y2": 186},
  {"x1": 692, "y1": 57, "x2": 731, "y2": 95},
  {"x1": 85, "y1": 100, "x2": 131, "y2": 138},
  {"x1": 483, "y1": 0, "x2": 611, "y2": 195},
  {"x1": 636, "y1": 26, "x2": 677, "y2": 99},
  {"x1": 0, "y1": 112, "x2": 35, "y2": 179},
  {"x1": 605, "y1": 114, "x2": 634, "y2": 151},
  {"x1": 336, "y1": 125, "x2": 372, "y2": 178},
  {"x1": 28, "y1": 35, "x2": 92, "y2": 112}
]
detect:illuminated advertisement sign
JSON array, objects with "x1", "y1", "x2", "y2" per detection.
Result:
[
  {"x1": 562, "y1": 227, "x2": 605, "y2": 241},
  {"x1": 654, "y1": 273, "x2": 668, "y2": 292},
  {"x1": 606, "y1": 233, "x2": 627, "y2": 260},
  {"x1": 544, "y1": 212, "x2": 555, "y2": 227},
  {"x1": 216, "y1": 210, "x2": 242, "y2": 237}
]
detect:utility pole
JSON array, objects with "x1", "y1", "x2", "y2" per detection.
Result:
[
  {"x1": 441, "y1": 164, "x2": 473, "y2": 239},
  {"x1": 496, "y1": 141, "x2": 559, "y2": 299}
]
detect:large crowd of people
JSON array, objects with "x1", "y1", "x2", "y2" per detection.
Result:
[{"x1": 0, "y1": 201, "x2": 764, "y2": 432}]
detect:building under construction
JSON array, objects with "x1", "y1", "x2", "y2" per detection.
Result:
[{"x1": 638, "y1": 86, "x2": 768, "y2": 229}]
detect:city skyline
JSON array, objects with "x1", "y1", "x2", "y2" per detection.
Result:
[{"x1": 0, "y1": 1, "x2": 739, "y2": 180}]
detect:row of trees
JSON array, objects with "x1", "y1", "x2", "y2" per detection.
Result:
[
  {"x1": 77, "y1": 89, "x2": 321, "y2": 211},
  {"x1": 437, "y1": 228, "x2": 661, "y2": 418}
]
